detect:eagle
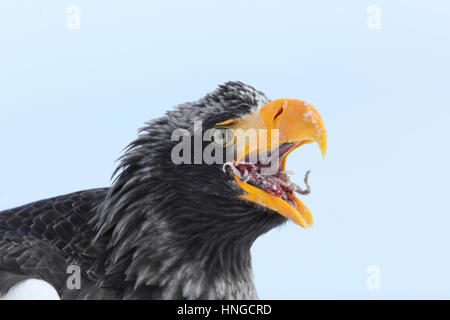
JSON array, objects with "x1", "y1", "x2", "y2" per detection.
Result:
[{"x1": 0, "y1": 81, "x2": 327, "y2": 299}]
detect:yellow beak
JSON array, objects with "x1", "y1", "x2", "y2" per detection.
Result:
[{"x1": 220, "y1": 99, "x2": 327, "y2": 228}]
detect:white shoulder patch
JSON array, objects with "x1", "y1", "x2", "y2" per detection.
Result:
[{"x1": 1, "y1": 279, "x2": 60, "y2": 300}]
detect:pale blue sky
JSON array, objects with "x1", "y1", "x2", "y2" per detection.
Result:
[{"x1": 1, "y1": 1, "x2": 449, "y2": 299}]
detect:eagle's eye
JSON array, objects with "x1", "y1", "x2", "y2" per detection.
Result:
[{"x1": 211, "y1": 127, "x2": 234, "y2": 146}]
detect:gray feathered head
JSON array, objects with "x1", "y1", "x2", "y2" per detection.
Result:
[{"x1": 91, "y1": 81, "x2": 327, "y2": 292}]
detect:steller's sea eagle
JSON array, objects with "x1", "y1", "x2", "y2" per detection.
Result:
[{"x1": 0, "y1": 81, "x2": 326, "y2": 299}]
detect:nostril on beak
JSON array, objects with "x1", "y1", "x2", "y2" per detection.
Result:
[{"x1": 273, "y1": 106, "x2": 284, "y2": 121}]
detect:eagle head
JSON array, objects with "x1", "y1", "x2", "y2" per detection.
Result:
[{"x1": 93, "y1": 81, "x2": 327, "y2": 297}]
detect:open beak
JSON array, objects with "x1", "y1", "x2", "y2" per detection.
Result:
[{"x1": 219, "y1": 99, "x2": 327, "y2": 228}]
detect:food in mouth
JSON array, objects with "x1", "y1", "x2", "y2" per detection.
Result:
[{"x1": 223, "y1": 142, "x2": 312, "y2": 208}]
